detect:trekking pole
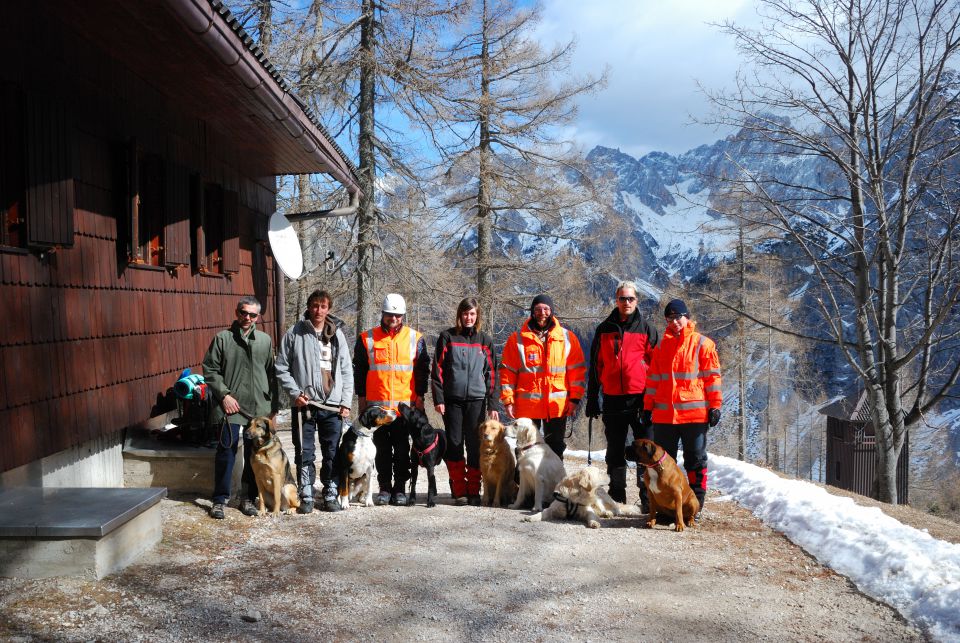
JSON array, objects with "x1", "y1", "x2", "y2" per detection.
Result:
[{"x1": 587, "y1": 416, "x2": 593, "y2": 466}]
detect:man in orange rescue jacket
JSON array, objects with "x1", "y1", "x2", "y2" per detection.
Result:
[
  {"x1": 643, "y1": 298, "x2": 722, "y2": 514},
  {"x1": 353, "y1": 293, "x2": 431, "y2": 506},
  {"x1": 500, "y1": 294, "x2": 587, "y2": 459}
]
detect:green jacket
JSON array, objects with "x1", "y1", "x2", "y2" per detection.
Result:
[{"x1": 202, "y1": 321, "x2": 280, "y2": 425}]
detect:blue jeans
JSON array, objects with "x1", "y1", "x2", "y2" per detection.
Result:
[
  {"x1": 212, "y1": 422, "x2": 257, "y2": 505},
  {"x1": 291, "y1": 408, "x2": 341, "y2": 500}
]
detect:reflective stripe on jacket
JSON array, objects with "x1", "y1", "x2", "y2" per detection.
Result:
[
  {"x1": 359, "y1": 325, "x2": 423, "y2": 411},
  {"x1": 643, "y1": 320, "x2": 722, "y2": 425},
  {"x1": 499, "y1": 318, "x2": 586, "y2": 419},
  {"x1": 431, "y1": 327, "x2": 498, "y2": 406},
  {"x1": 587, "y1": 308, "x2": 659, "y2": 402}
]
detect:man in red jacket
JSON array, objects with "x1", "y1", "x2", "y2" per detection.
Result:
[
  {"x1": 586, "y1": 281, "x2": 659, "y2": 508},
  {"x1": 643, "y1": 299, "x2": 722, "y2": 514}
]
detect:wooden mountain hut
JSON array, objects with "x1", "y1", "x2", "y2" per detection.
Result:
[
  {"x1": 0, "y1": 0, "x2": 360, "y2": 487},
  {"x1": 820, "y1": 392, "x2": 909, "y2": 503}
]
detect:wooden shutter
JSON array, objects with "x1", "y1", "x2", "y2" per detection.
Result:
[
  {"x1": 24, "y1": 91, "x2": 74, "y2": 248},
  {"x1": 163, "y1": 160, "x2": 191, "y2": 266},
  {"x1": 222, "y1": 189, "x2": 239, "y2": 274}
]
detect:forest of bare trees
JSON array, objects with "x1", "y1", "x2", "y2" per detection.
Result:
[{"x1": 226, "y1": 0, "x2": 960, "y2": 508}]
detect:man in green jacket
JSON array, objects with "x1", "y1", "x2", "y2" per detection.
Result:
[{"x1": 203, "y1": 296, "x2": 280, "y2": 519}]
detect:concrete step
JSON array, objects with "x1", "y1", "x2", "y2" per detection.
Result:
[{"x1": 0, "y1": 487, "x2": 166, "y2": 579}]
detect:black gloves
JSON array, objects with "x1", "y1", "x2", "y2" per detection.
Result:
[
  {"x1": 640, "y1": 409, "x2": 652, "y2": 428},
  {"x1": 708, "y1": 408, "x2": 721, "y2": 427},
  {"x1": 585, "y1": 398, "x2": 601, "y2": 419}
]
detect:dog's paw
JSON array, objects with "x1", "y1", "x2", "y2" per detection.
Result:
[
  {"x1": 426, "y1": 500, "x2": 436, "y2": 508},
  {"x1": 521, "y1": 515, "x2": 534, "y2": 522},
  {"x1": 587, "y1": 520, "x2": 600, "y2": 529},
  {"x1": 644, "y1": 520, "x2": 656, "y2": 529}
]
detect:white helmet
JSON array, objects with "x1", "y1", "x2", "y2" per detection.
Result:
[{"x1": 382, "y1": 293, "x2": 406, "y2": 315}]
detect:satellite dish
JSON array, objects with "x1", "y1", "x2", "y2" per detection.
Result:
[{"x1": 267, "y1": 212, "x2": 303, "y2": 280}]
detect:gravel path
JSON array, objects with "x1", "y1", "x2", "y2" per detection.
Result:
[{"x1": 0, "y1": 428, "x2": 926, "y2": 642}]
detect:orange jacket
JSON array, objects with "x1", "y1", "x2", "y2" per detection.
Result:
[
  {"x1": 500, "y1": 318, "x2": 586, "y2": 419},
  {"x1": 357, "y1": 325, "x2": 425, "y2": 411},
  {"x1": 644, "y1": 321, "x2": 722, "y2": 425}
]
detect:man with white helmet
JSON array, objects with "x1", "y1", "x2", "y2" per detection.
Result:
[{"x1": 353, "y1": 293, "x2": 431, "y2": 506}]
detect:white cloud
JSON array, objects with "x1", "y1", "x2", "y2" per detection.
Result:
[{"x1": 535, "y1": 0, "x2": 758, "y2": 157}]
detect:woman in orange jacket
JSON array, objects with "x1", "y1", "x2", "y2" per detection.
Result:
[
  {"x1": 500, "y1": 294, "x2": 587, "y2": 459},
  {"x1": 643, "y1": 299, "x2": 722, "y2": 513}
]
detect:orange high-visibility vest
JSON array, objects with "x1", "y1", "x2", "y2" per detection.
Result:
[
  {"x1": 361, "y1": 325, "x2": 422, "y2": 411},
  {"x1": 644, "y1": 320, "x2": 722, "y2": 425},
  {"x1": 500, "y1": 318, "x2": 586, "y2": 419}
]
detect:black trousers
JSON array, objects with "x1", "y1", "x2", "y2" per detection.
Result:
[
  {"x1": 532, "y1": 417, "x2": 568, "y2": 459},
  {"x1": 602, "y1": 408, "x2": 652, "y2": 471},
  {"x1": 374, "y1": 420, "x2": 411, "y2": 493},
  {"x1": 653, "y1": 422, "x2": 709, "y2": 505},
  {"x1": 441, "y1": 398, "x2": 485, "y2": 468},
  {"x1": 291, "y1": 407, "x2": 341, "y2": 500}
]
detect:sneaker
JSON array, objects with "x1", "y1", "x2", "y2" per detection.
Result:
[
  {"x1": 210, "y1": 503, "x2": 225, "y2": 519},
  {"x1": 239, "y1": 499, "x2": 258, "y2": 517},
  {"x1": 375, "y1": 490, "x2": 392, "y2": 506},
  {"x1": 467, "y1": 495, "x2": 482, "y2": 507},
  {"x1": 297, "y1": 499, "x2": 314, "y2": 514},
  {"x1": 324, "y1": 497, "x2": 342, "y2": 512},
  {"x1": 390, "y1": 492, "x2": 408, "y2": 506}
]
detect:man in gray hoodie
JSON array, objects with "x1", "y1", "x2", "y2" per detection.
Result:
[{"x1": 275, "y1": 289, "x2": 354, "y2": 513}]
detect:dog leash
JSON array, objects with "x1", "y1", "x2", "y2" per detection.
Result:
[{"x1": 587, "y1": 416, "x2": 593, "y2": 465}]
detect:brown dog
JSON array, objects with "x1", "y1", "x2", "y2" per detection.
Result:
[
  {"x1": 243, "y1": 416, "x2": 301, "y2": 516},
  {"x1": 478, "y1": 419, "x2": 518, "y2": 508},
  {"x1": 633, "y1": 438, "x2": 699, "y2": 532}
]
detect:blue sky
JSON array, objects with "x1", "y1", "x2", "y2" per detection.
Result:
[{"x1": 534, "y1": 0, "x2": 758, "y2": 158}]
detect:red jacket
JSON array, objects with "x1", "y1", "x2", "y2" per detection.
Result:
[
  {"x1": 587, "y1": 308, "x2": 659, "y2": 411},
  {"x1": 644, "y1": 320, "x2": 722, "y2": 425}
]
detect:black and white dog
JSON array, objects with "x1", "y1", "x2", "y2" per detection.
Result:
[
  {"x1": 398, "y1": 403, "x2": 447, "y2": 508},
  {"x1": 337, "y1": 406, "x2": 395, "y2": 509}
]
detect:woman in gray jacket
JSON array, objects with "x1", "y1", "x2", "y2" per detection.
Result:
[{"x1": 275, "y1": 290, "x2": 354, "y2": 513}]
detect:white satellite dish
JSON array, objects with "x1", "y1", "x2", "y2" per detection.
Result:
[{"x1": 267, "y1": 212, "x2": 304, "y2": 280}]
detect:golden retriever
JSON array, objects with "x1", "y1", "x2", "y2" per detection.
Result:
[
  {"x1": 524, "y1": 466, "x2": 642, "y2": 528},
  {"x1": 508, "y1": 418, "x2": 566, "y2": 512},
  {"x1": 478, "y1": 419, "x2": 518, "y2": 507}
]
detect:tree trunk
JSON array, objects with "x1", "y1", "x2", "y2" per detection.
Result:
[
  {"x1": 475, "y1": 0, "x2": 493, "y2": 324},
  {"x1": 737, "y1": 226, "x2": 746, "y2": 461},
  {"x1": 356, "y1": 0, "x2": 377, "y2": 335}
]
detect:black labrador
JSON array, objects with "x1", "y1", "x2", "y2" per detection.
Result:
[{"x1": 398, "y1": 402, "x2": 447, "y2": 508}]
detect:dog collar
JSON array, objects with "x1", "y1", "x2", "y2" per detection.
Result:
[
  {"x1": 553, "y1": 491, "x2": 580, "y2": 519},
  {"x1": 414, "y1": 433, "x2": 440, "y2": 464},
  {"x1": 519, "y1": 443, "x2": 538, "y2": 452},
  {"x1": 641, "y1": 451, "x2": 667, "y2": 471}
]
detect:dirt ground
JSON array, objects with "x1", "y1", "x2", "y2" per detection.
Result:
[{"x1": 0, "y1": 425, "x2": 939, "y2": 642}]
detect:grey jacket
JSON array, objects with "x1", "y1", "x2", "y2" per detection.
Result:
[{"x1": 275, "y1": 318, "x2": 354, "y2": 408}]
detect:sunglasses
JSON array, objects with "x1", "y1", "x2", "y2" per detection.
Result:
[
  {"x1": 617, "y1": 296, "x2": 637, "y2": 303},
  {"x1": 665, "y1": 313, "x2": 687, "y2": 321},
  {"x1": 237, "y1": 310, "x2": 259, "y2": 318},
  {"x1": 383, "y1": 312, "x2": 403, "y2": 318}
]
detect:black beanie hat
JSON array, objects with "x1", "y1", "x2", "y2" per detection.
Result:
[
  {"x1": 530, "y1": 294, "x2": 555, "y2": 315},
  {"x1": 664, "y1": 298, "x2": 690, "y2": 317}
]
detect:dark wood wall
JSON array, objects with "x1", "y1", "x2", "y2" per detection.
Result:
[
  {"x1": 0, "y1": 5, "x2": 282, "y2": 473},
  {"x1": 825, "y1": 417, "x2": 909, "y2": 503}
]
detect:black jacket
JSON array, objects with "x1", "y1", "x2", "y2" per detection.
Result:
[{"x1": 430, "y1": 326, "x2": 498, "y2": 407}]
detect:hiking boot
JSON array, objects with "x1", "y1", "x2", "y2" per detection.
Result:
[
  {"x1": 390, "y1": 492, "x2": 408, "y2": 506},
  {"x1": 324, "y1": 497, "x2": 342, "y2": 512},
  {"x1": 467, "y1": 495, "x2": 482, "y2": 507},
  {"x1": 297, "y1": 499, "x2": 314, "y2": 514},
  {"x1": 209, "y1": 503, "x2": 225, "y2": 520},
  {"x1": 239, "y1": 499, "x2": 258, "y2": 517},
  {"x1": 376, "y1": 490, "x2": 392, "y2": 505},
  {"x1": 694, "y1": 510, "x2": 703, "y2": 523},
  {"x1": 453, "y1": 496, "x2": 468, "y2": 506}
]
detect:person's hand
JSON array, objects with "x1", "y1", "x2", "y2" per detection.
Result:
[
  {"x1": 435, "y1": 403, "x2": 445, "y2": 415},
  {"x1": 294, "y1": 393, "x2": 310, "y2": 408},
  {"x1": 504, "y1": 403, "x2": 515, "y2": 419},
  {"x1": 585, "y1": 398, "x2": 601, "y2": 419},
  {"x1": 339, "y1": 405, "x2": 351, "y2": 418},
  {"x1": 708, "y1": 408, "x2": 721, "y2": 427},
  {"x1": 640, "y1": 409, "x2": 652, "y2": 429},
  {"x1": 413, "y1": 395, "x2": 425, "y2": 411},
  {"x1": 488, "y1": 409, "x2": 500, "y2": 422},
  {"x1": 563, "y1": 399, "x2": 580, "y2": 417},
  {"x1": 221, "y1": 394, "x2": 240, "y2": 415}
]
